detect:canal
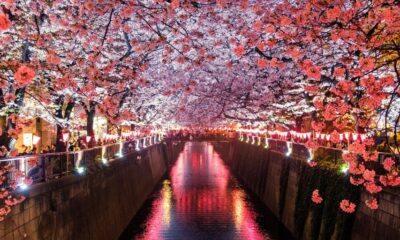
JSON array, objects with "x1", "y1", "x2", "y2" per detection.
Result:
[{"x1": 120, "y1": 142, "x2": 291, "y2": 240}]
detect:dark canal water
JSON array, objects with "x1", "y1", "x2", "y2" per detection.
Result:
[{"x1": 120, "y1": 142, "x2": 290, "y2": 240}]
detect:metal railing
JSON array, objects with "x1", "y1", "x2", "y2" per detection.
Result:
[
  {"x1": 0, "y1": 134, "x2": 163, "y2": 188},
  {"x1": 239, "y1": 135, "x2": 399, "y2": 166}
]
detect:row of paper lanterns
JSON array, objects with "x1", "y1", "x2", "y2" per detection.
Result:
[
  {"x1": 314, "y1": 132, "x2": 367, "y2": 142},
  {"x1": 237, "y1": 129, "x2": 368, "y2": 142}
]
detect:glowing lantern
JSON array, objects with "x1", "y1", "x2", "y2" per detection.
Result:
[
  {"x1": 62, "y1": 132, "x2": 69, "y2": 142},
  {"x1": 286, "y1": 142, "x2": 293, "y2": 156},
  {"x1": 352, "y1": 133, "x2": 358, "y2": 141},
  {"x1": 23, "y1": 133, "x2": 33, "y2": 146},
  {"x1": 307, "y1": 148, "x2": 314, "y2": 162},
  {"x1": 268, "y1": 130, "x2": 275, "y2": 136},
  {"x1": 135, "y1": 139, "x2": 140, "y2": 151},
  {"x1": 360, "y1": 134, "x2": 367, "y2": 142},
  {"x1": 326, "y1": 134, "x2": 331, "y2": 141},
  {"x1": 32, "y1": 135, "x2": 41, "y2": 145}
]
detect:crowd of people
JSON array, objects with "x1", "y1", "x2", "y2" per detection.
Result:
[
  {"x1": 17, "y1": 135, "x2": 132, "y2": 157},
  {"x1": 20, "y1": 144, "x2": 57, "y2": 155},
  {"x1": 166, "y1": 129, "x2": 236, "y2": 141}
]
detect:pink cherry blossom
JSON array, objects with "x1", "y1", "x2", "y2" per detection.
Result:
[
  {"x1": 365, "y1": 198, "x2": 379, "y2": 210},
  {"x1": 311, "y1": 189, "x2": 323, "y2": 204},
  {"x1": 9, "y1": 149, "x2": 18, "y2": 157},
  {"x1": 383, "y1": 158, "x2": 395, "y2": 172},
  {"x1": 4, "y1": 93, "x2": 15, "y2": 102},
  {"x1": 234, "y1": 45, "x2": 246, "y2": 57},
  {"x1": 0, "y1": 13, "x2": 11, "y2": 31},
  {"x1": 350, "y1": 176, "x2": 364, "y2": 186},
  {"x1": 364, "y1": 182, "x2": 382, "y2": 194},
  {"x1": 340, "y1": 199, "x2": 356, "y2": 213},
  {"x1": 349, "y1": 162, "x2": 365, "y2": 175},
  {"x1": 308, "y1": 161, "x2": 317, "y2": 167},
  {"x1": 362, "y1": 170, "x2": 376, "y2": 182},
  {"x1": 14, "y1": 65, "x2": 35, "y2": 86}
]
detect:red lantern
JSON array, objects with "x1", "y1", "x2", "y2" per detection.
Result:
[{"x1": 62, "y1": 132, "x2": 69, "y2": 142}]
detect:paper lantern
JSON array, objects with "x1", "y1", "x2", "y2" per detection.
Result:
[
  {"x1": 326, "y1": 134, "x2": 331, "y2": 141},
  {"x1": 32, "y1": 135, "x2": 41, "y2": 145},
  {"x1": 23, "y1": 133, "x2": 33, "y2": 146},
  {"x1": 360, "y1": 134, "x2": 367, "y2": 142},
  {"x1": 62, "y1": 132, "x2": 69, "y2": 142}
]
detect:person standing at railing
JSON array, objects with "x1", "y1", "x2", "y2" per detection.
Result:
[
  {"x1": 31, "y1": 145, "x2": 37, "y2": 155},
  {"x1": 68, "y1": 141, "x2": 74, "y2": 151},
  {"x1": 21, "y1": 145, "x2": 28, "y2": 155},
  {"x1": 41, "y1": 146, "x2": 50, "y2": 154},
  {"x1": 73, "y1": 142, "x2": 80, "y2": 151},
  {"x1": 27, "y1": 159, "x2": 44, "y2": 183},
  {"x1": 79, "y1": 139, "x2": 88, "y2": 150},
  {"x1": 50, "y1": 144, "x2": 56, "y2": 153},
  {"x1": 128, "y1": 142, "x2": 134, "y2": 152}
]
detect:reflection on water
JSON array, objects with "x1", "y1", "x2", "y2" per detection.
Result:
[{"x1": 124, "y1": 142, "x2": 277, "y2": 240}]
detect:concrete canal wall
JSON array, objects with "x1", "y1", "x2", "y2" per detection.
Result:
[
  {"x1": 0, "y1": 141, "x2": 184, "y2": 240},
  {"x1": 213, "y1": 140, "x2": 400, "y2": 240}
]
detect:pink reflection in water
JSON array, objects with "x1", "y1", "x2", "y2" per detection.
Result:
[{"x1": 135, "y1": 142, "x2": 270, "y2": 240}]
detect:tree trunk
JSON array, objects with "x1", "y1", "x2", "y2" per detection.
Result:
[
  {"x1": 117, "y1": 126, "x2": 122, "y2": 137},
  {"x1": 295, "y1": 116, "x2": 302, "y2": 131},
  {"x1": 55, "y1": 98, "x2": 75, "y2": 152},
  {"x1": 3, "y1": 41, "x2": 30, "y2": 153},
  {"x1": 55, "y1": 125, "x2": 67, "y2": 152},
  {"x1": 55, "y1": 96, "x2": 66, "y2": 152},
  {"x1": 86, "y1": 108, "x2": 96, "y2": 147}
]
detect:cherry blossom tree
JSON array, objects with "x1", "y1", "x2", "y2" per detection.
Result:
[{"x1": 1, "y1": 0, "x2": 400, "y2": 220}]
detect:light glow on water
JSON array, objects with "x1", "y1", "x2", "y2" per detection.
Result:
[{"x1": 129, "y1": 142, "x2": 273, "y2": 240}]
